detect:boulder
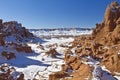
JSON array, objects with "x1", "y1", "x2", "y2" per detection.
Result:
[
  {"x1": 1, "y1": 51, "x2": 8, "y2": 57},
  {"x1": 16, "y1": 44, "x2": 32, "y2": 53},
  {"x1": 17, "y1": 74, "x2": 24, "y2": 80},
  {"x1": 91, "y1": 42, "x2": 102, "y2": 55},
  {"x1": 45, "y1": 48, "x2": 58, "y2": 58},
  {"x1": 49, "y1": 71, "x2": 68, "y2": 80},
  {"x1": 70, "y1": 59, "x2": 82, "y2": 70},
  {"x1": 7, "y1": 52, "x2": 16, "y2": 60},
  {"x1": 75, "y1": 47, "x2": 82, "y2": 54},
  {"x1": 1, "y1": 51, "x2": 16, "y2": 60},
  {"x1": 71, "y1": 64, "x2": 92, "y2": 80},
  {"x1": 23, "y1": 46, "x2": 32, "y2": 53},
  {"x1": 65, "y1": 55, "x2": 76, "y2": 65},
  {"x1": 61, "y1": 64, "x2": 68, "y2": 71},
  {"x1": 0, "y1": 63, "x2": 24, "y2": 80},
  {"x1": 0, "y1": 39, "x2": 5, "y2": 46},
  {"x1": 64, "y1": 49, "x2": 73, "y2": 55}
]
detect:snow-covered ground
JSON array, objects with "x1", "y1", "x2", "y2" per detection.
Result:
[
  {"x1": 1, "y1": 34, "x2": 119, "y2": 80},
  {"x1": 30, "y1": 28, "x2": 92, "y2": 37},
  {"x1": 0, "y1": 25, "x2": 118, "y2": 79},
  {"x1": 12, "y1": 37, "x2": 74, "y2": 80}
]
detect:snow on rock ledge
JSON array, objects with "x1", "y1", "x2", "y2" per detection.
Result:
[
  {"x1": 0, "y1": 63, "x2": 24, "y2": 80},
  {"x1": 93, "y1": 65, "x2": 116, "y2": 80}
]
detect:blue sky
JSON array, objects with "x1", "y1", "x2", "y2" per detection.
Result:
[{"x1": 0, "y1": 0, "x2": 117, "y2": 29}]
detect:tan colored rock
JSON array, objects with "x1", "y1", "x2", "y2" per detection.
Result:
[
  {"x1": 70, "y1": 64, "x2": 92, "y2": 80},
  {"x1": 82, "y1": 47, "x2": 92, "y2": 56},
  {"x1": 45, "y1": 48, "x2": 58, "y2": 58},
  {"x1": 70, "y1": 59, "x2": 82, "y2": 70},
  {"x1": 91, "y1": 42, "x2": 102, "y2": 55},
  {"x1": 17, "y1": 74, "x2": 24, "y2": 80},
  {"x1": 49, "y1": 2, "x2": 120, "y2": 80},
  {"x1": 104, "y1": 1, "x2": 120, "y2": 32},
  {"x1": 49, "y1": 71, "x2": 68, "y2": 80},
  {"x1": 116, "y1": 17, "x2": 120, "y2": 25},
  {"x1": 64, "y1": 49, "x2": 72, "y2": 55},
  {"x1": 91, "y1": 2, "x2": 120, "y2": 45},
  {"x1": 66, "y1": 56, "x2": 76, "y2": 65},
  {"x1": 61, "y1": 64, "x2": 68, "y2": 71},
  {"x1": 75, "y1": 48, "x2": 82, "y2": 54},
  {"x1": 101, "y1": 50, "x2": 120, "y2": 74}
]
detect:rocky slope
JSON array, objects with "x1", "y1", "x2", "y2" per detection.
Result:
[
  {"x1": 0, "y1": 20, "x2": 33, "y2": 42},
  {"x1": 0, "y1": 63, "x2": 24, "y2": 80},
  {"x1": 0, "y1": 20, "x2": 43, "y2": 80},
  {"x1": 49, "y1": 1, "x2": 120, "y2": 80},
  {"x1": 0, "y1": 1, "x2": 120, "y2": 80},
  {"x1": 0, "y1": 19, "x2": 73, "y2": 80}
]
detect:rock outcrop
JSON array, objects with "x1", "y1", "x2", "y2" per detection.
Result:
[
  {"x1": 49, "y1": 71, "x2": 68, "y2": 80},
  {"x1": 1, "y1": 51, "x2": 16, "y2": 60},
  {"x1": 92, "y1": 1, "x2": 120, "y2": 45},
  {"x1": 0, "y1": 33, "x2": 5, "y2": 46},
  {"x1": 0, "y1": 63, "x2": 24, "y2": 80},
  {"x1": 16, "y1": 44, "x2": 32, "y2": 53},
  {"x1": 0, "y1": 20, "x2": 35, "y2": 79},
  {"x1": 91, "y1": 2, "x2": 120, "y2": 75},
  {"x1": 0, "y1": 20, "x2": 34, "y2": 54},
  {"x1": 0, "y1": 20, "x2": 35, "y2": 45},
  {"x1": 45, "y1": 48, "x2": 58, "y2": 58},
  {"x1": 49, "y1": 1, "x2": 120, "y2": 80}
]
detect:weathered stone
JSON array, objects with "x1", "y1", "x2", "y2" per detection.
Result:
[
  {"x1": 1, "y1": 51, "x2": 16, "y2": 60},
  {"x1": 70, "y1": 59, "x2": 82, "y2": 70},
  {"x1": 0, "y1": 19, "x2": 3, "y2": 29},
  {"x1": 45, "y1": 48, "x2": 58, "y2": 58},
  {"x1": 49, "y1": 71, "x2": 68, "y2": 80},
  {"x1": 71, "y1": 64, "x2": 92, "y2": 80},
  {"x1": 16, "y1": 45, "x2": 32, "y2": 53},
  {"x1": 0, "y1": 64, "x2": 24, "y2": 80}
]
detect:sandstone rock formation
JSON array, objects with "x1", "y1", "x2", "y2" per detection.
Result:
[
  {"x1": 49, "y1": 1, "x2": 120, "y2": 80},
  {"x1": 45, "y1": 48, "x2": 58, "y2": 58},
  {"x1": 92, "y1": 1, "x2": 120, "y2": 45},
  {"x1": 3, "y1": 21, "x2": 28, "y2": 35},
  {"x1": 49, "y1": 71, "x2": 68, "y2": 80},
  {"x1": 0, "y1": 20, "x2": 34, "y2": 44},
  {"x1": 0, "y1": 20, "x2": 34, "y2": 79}
]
